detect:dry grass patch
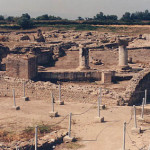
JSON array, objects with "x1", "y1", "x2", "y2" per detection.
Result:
[{"x1": 0, "y1": 124, "x2": 61, "y2": 142}]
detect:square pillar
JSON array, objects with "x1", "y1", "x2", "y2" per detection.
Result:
[{"x1": 101, "y1": 71, "x2": 112, "y2": 84}]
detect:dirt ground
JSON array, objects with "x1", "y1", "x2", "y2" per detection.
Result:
[
  {"x1": 1, "y1": 26, "x2": 150, "y2": 149},
  {"x1": 0, "y1": 96, "x2": 150, "y2": 150}
]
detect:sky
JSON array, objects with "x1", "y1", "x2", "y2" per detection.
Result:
[{"x1": 0, "y1": 0, "x2": 150, "y2": 19}]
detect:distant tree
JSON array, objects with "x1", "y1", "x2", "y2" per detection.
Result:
[
  {"x1": 36, "y1": 14, "x2": 49, "y2": 20},
  {"x1": 6, "y1": 16, "x2": 14, "y2": 22},
  {"x1": 48, "y1": 15, "x2": 62, "y2": 20},
  {"x1": 0, "y1": 15, "x2": 4, "y2": 20},
  {"x1": 36, "y1": 14, "x2": 62, "y2": 20},
  {"x1": 106, "y1": 15, "x2": 118, "y2": 21},
  {"x1": 124, "y1": 10, "x2": 150, "y2": 21},
  {"x1": 85, "y1": 17, "x2": 93, "y2": 21},
  {"x1": 77, "y1": 16, "x2": 84, "y2": 20},
  {"x1": 93, "y1": 12, "x2": 117, "y2": 21},
  {"x1": 22, "y1": 13, "x2": 31, "y2": 20},
  {"x1": 121, "y1": 12, "x2": 131, "y2": 21},
  {"x1": 94, "y1": 12, "x2": 106, "y2": 20},
  {"x1": 17, "y1": 13, "x2": 33, "y2": 29}
]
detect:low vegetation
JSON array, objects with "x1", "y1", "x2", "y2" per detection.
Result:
[
  {"x1": 0, "y1": 124, "x2": 60, "y2": 142},
  {"x1": 1, "y1": 10, "x2": 150, "y2": 29}
]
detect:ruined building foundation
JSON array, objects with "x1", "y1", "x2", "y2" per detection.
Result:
[
  {"x1": 6, "y1": 55, "x2": 37, "y2": 80},
  {"x1": 77, "y1": 45, "x2": 90, "y2": 71}
]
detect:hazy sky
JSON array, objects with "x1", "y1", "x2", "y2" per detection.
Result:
[{"x1": 0, "y1": 0, "x2": 150, "y2": 19}]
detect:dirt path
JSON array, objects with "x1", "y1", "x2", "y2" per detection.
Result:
[{"x1": 0, "y1": 97, "x2": 150, "y2": 150}]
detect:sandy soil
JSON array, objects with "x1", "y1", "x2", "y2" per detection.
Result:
[
  {"x1": 0, "y1": 96, "x2": 150, "y2": 150},
  {"x1": 1, "y1": 27, "x2": 150, "y2": 149}
]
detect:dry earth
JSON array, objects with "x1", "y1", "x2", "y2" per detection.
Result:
[
  {"x1": 1, "y1": 26, "x2": 150, "y2": 149},
  {"x1": 0, "y1": 96, "x2": 150, "y2": 150}
]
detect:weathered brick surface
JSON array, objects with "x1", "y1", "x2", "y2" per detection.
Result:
[{"x1": 6, "y1": 55, "x2": 37, "y2": 79}]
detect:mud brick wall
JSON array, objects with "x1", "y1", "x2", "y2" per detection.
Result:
[{"x1": 6, "y1": 55, "x2": 37, "y2": 80}]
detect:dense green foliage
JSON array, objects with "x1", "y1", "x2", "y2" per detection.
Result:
[
  {"x1": 121, "y1": 10, "x2": 150, "y2": 21},
  {"x1": 36, "y1": 14, "x2": 62, "y2": 20},
  {"x1": 17, "y1": 13, "x2": 33, "y2": 29},
  {"x1": 1, "y1": 10, "x2": 150, "y2": 29},
  {"x1": 93, "y1": 12, "x2": 118, "y2": 21},
  {"x1": 0, "y1": 15, "x2": 4, "y2": 20}
]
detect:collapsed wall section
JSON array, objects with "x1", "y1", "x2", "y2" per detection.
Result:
[{"x1": 123, "y1": 69, "x2": 150, "y2": 105}]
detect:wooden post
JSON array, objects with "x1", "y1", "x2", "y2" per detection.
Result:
[
  {"x1": 51, "y1": 92, "x2": 54, "y2": 112},
  {"x1": 141, "y1": 98, "x2": 145, "y2": 119},
  {"x1": 98, "y1": 94, "x2": 100, "y2": 117},
  {"x1": 123, "y1": 122, "x2": 126, "y2": 150},
  {"x1": 68, "y1": 113, "x2": 72, "y2": 137},
  {"x1": 145, "y1": 89, "x2": 147, "y2": 105},
  {"x1": 133, "y1": 105, "x2": 137, "y2": 128},
  {"x1": 35, "y1": 126, "x2": 38, "y2": 150},
  {"x1": 13, "y1": 89, "x2": 16, "y2": 107}
]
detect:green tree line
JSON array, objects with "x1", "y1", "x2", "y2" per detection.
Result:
[{"x1": 1, "y1": 10, "x2": 150, "y2": 29}]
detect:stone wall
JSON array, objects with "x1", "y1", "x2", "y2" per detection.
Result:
[
  {"x1": 0, "y1": 75, "x2": 54, "y2": 99},
  {"x1": 38, "y1": 71, "x2": 102, "y2": 81},
  {"x1": 0, "y1": 74, "x2": 121, "y2": 106},
  {"x1": 123, "y1": 69, "x2": 150, "y2": 105},
  {"x1": 6, "y1": 55, "x2": 37, "y2": 80},
  {"x1": 37, "y1": 52, "x2": 53, "y2": 65},
  {"x1": 143, "y1": 34, "x2": 150, "y2": 40},
  {"x1": 0, "y1": 44, "x2": 9, "y2": 70}
]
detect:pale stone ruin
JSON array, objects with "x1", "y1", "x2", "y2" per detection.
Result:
[
  {"x1": 20, "y1": 35, "x2": 30, "y2": 41},
  {"x1": 77, "y1": 44, "x2": 90, "y2": 71},
  {"x1": 0, "y1": 29, "x2": 149, "y2": 106},
  {"x1": 118, "y1": 39, "x2": 130, "y2": 70},
  {"x1": 34, "y1": 29, "x2": 45, "y2": 42},
  {"x1": 6, "y1": 54, "x2": 37, "y2": 79},
  {"x1": 0, "y1": 44, "x2": 9, "y2": 71}
]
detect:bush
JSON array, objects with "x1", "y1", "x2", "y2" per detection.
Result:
[
  {"x1": 0, "y1": 15, "x2": 4, "y2": 20},
  {"x1": 17, "y1": 13, "x2": 33, "y2": 29}
]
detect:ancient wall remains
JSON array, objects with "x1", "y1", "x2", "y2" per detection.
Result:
[
  {"x1": 77, "y1": 45, "x2": 90, "y2": 71},
  {"x1": 143, "y1": 34, "x2": 150, "y2": 40},
  {"x1": 0, "y1": 75, "x2": 121, "y2": 106},
  {"x1": 37, "y1": 52, "x2": 53, "y2": 65},
  {"x1": 101, "y1": 71, "x2": 112, "y2": 84},
  {"x1": 39, "y1": 71, "x2": 102, "y2": 81},
  {"x1": 6, "y1": 55, "x2": 37, "y2": 79},
  {"x1": 123, "y1": 69, "x2": 150, "y2": 105}
]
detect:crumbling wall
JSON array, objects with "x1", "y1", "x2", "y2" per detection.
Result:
[
  {"x1": 6, "y1": 55, "x2": 37, "y2": 79},
  {"x1": 0, "y1": 44, "x2": 9, "y2": 70},
  {"x1": 0, "y1": 74, "x2": 122, "y2": 105},
  {"x1": 0, "y1": 76, "x2": 53, "y2": 99},
  {"x1": 39, "y1": 71, "x2": 101, "y2": 81},
  {"x1": 123, "y1": 69, "x2": 150, "y2": 105}
]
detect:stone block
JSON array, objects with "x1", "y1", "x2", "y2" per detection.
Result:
[
  {"x1": 131, "y1": 127, "x2": 141, "y2": 134},
  {"x1": 22, "y1": 97, "x2": 29, "y2": 101},
  {"x1": 49, "y1": 111, "x2": 58, "y2": 117},
  {"x1": 118, "y1": 39, "x2": 128, "y2": 46},
  {"x1": 100, "y1": 105, "x2": 106, "y2": 109},
  {"x1": 63, "y1": 136, "x2": 75, "y2": 143},
  {"x1": 6, "y1": 55, "x2": 37, "y2": 80},
  {"x1": 12, "y1": 106, "x2": 20, "y2": 110},
  {"x1": 95, "y1": 116, "x2": 104, "y2": 123},
  {"x1": 101, "y1": 71, "x2": 112, "y2": 84},
  {"x1": 138, "y1": 117, "x2": 145, "y2": 122},
  {"x1": 56, "y1": 101, "x2": 64, "y2": 105},
  {"x1": 78, "y1": 46, "x2": 90, "y2": 71}
]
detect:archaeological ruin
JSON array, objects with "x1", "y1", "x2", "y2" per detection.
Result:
[
  {"x1": 0, "y1": 25, "x2": 150, "y2": 150},
  {"x1": 0, "y1": 29, "x2": 150, "y2": 107}
]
